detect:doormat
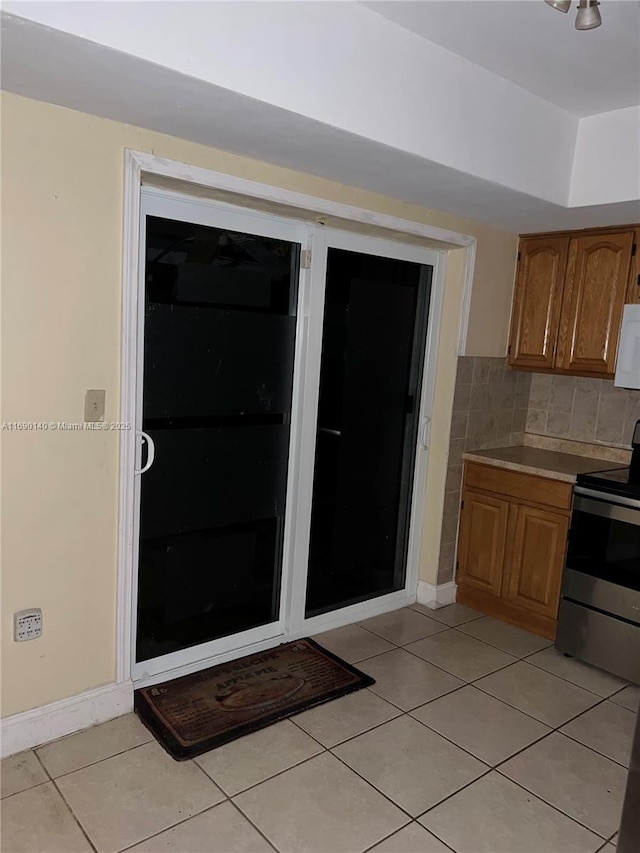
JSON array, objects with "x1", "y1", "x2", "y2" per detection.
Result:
[{"x1": 134, "y1": 639, "x2": 375, "y2": 760}]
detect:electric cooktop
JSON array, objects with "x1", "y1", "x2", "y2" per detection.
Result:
[{"x1": 576, "y1": 467, "x2": 640, "y2": 501}]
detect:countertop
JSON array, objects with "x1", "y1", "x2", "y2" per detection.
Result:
[{"x1": 462, "y1": 445, "x2": 621, "y2": 484}]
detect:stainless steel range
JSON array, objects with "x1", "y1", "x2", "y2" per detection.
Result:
[{"x1": 556, "y1": 420, "x2": 640, "y2": 685}]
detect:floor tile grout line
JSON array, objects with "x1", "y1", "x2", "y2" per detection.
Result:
[
  {"x1": 0, "y1": 777, "x2": 52, "y2": 802},
  {"x1": 358, "y1": 623, "x2": 451, "y2": 646},
  {"x1": 229, "y1": 746, "x2": 418, "y2": 843},
  {"x1": 408, "y1": 707, "x2": 555, "y2": 772},
  {"x1": 227, "y1": 798, "x2": 281, "y2": 853},
  {"x1": 607, "y1": 683, "x2": 638, "y2": 705},
  {"x1": 326, "y1": 745, "x2": 432, "y2": 824},
  {"x1": 412, "y1": 765, "x2": 495, "y2": 823},
  {"x1": 414, "y1": 763, "x2": 610, "y2": 844},
  {"x1": 0, "y1": 749, "x2": 55, "y2": 802},
  {"x1": 289, "y1": 693, "x2": 507, "y2": 781},
  {"x1": 113, "y1": 799, "x2": 237, "y2": 853},
  {"x1": 230, "y1": 759, "x2": 410, "y2": 851},
  {"x1": 42, "y1": 741, "x2": 231, "y2": 853},
  {"x1": 440, "y1": 678, "x2": 561, "y2": 731},
  {"x1": 464, "y1": 680, "x2": 634, "y2": 769},
  {"x1": 365, "y1": 680, "x2": 470, "y2": 716},
  {"x1": 450, "y1": 628, "x2": 555, "y2": 661},
  {"x1": 360, "y1": 819, "x2": 458, "y2": 853},
  {"x1": 214, "y1": 725, "x2": 493, "y2": 835},
  {"x1": 491, "y1": 766, "x2": 613, "y2": 842},
  {"x1": 336, "y1": 704, "x2": 490, "y2": 763},
  {"x1": 559, "y1": 728, "x2": 632, "y2": 770},
  {"x1": 363, "y1": 656, "x2": 577, "y2": 733},
  {"x1": 111, "y1": 796, "x2": 282, "y2": 853},
  {"x1": 194, "y1": 739, "x2": 326, "y2": 800},
  {"x1": 469, "y1": 672, "x2": 606, "y2": 730},
  {"x1": 32, "y1": 748, "x2": 54, "y2": 782},
  {"x1": 287, "y1": 705, "x2": 402, "y2": 751},
  {"x1": 50, "y1": 774, "x2": 100, "y2": 853},
  {"x1": 189, "y1": 751, "x2": 235, "y2": 792},
  {"x1": 491, "y1": 726, "x2": 620, "y2": 774},
  {"x1": 445, "y1": 617, "x2": 632, "y2": 702},
  {"x1": 519, "y1": 653, "x2": 630, "y2": 698},
  {"x1": 357, "y1": 607, "x2": 452, "y2": 630},
  {"x1": 267, "y1": 703, "x2": 481, "y2": 828},
  {"x1": 450, "y1": 624, "x2": 553, "y2": 658},
  {"x1": 333, "y1": 615, "x2": 546, "y2": 690},
  {"x1": 407, "y1": 603, "x2": 486, "y2": 627},
  {"x1": 400, "y1": 643, "x2": 520, "y2": 684},
  {"x1": 35, "y1": 736, "x2": 156, "y2": 784}
]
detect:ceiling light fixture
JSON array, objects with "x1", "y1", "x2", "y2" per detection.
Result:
[
  {"x1": 545, "y1": 0, "x2": 572, "y2": 12},
  {"x1": 544, "y1": 0, "x2": 602, "y2": 29},
  {"x1": 575, "y1": 0, "x2": 602, "y2": 29}
]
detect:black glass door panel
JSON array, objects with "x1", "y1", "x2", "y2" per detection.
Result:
[
  {"x1": 305, "y1": 248, "x2": 431, "y2": 617},
  {"x1": 143, "y1": 305, "x2": 296, "y2": 419},
  {"x1": 139, "y1": 426, "x2": 290, "y2": 539},
  {"x1": 136, "y1": 215, "x2": 299, "y2": 663}
]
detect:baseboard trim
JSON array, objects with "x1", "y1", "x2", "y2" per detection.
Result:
[
  {"x1": 1, "y1": 680, "x2": 134, "y2": 758},
  {"x1": 417, "y1": 580, "x2": 457, "y2": 610}
]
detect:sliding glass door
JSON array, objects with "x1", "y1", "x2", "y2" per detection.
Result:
[
  {"x1": 304, "y1": 245, "x2": 432, "y2": 617},
  {"x1": 131, "y1": 193, "x2": 439, "y2": 683},
  {"x1": 133, "y1": 192, "x2": 308, "y2": 678}
]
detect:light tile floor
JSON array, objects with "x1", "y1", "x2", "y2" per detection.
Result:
[{"x1": 2, "y1": 605, "x2": 638, "y2": 853}]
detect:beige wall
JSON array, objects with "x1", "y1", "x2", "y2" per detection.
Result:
[{"x1": 0, "y1": 92, "x2": 518, "y2": 717}]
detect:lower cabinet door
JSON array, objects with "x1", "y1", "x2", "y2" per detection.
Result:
[
  {"x1": 506, "y1": 503, "x2": 569, "y2": 618},
  {"x1": 457, "y1": 490, "x2": 509, "y2": 597}
]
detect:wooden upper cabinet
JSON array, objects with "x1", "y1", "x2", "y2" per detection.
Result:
[
  {"x1": 508, "y1": 236, "x2": 569, "y2": 370},
  {"x1": 508, "y1": 226, "x2": 638, "y2": 377},
  {"x1": 506, "y1": 504, "x2": 569, "y2": 620},
  {"x1": 457, "y1": 490, "x2": 509, "y2": 597},
  {"x1": 555, "y1": 231, "x2": 635, "y2": 376}
]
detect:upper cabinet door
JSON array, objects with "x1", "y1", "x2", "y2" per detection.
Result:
[
  {"x1": 508, "y1": 236, "x2": 569, "y2": 370},
  {"x1": 556, "y1": 231, "x2": 634, "y2": 376}
]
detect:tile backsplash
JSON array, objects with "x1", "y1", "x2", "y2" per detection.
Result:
[
  {"x1": 526, "y1": 374, "x2": 640, "y2": 448},
  {"x1": 438, "y1": 359, "x2": 640, "y2": 587},
  {"x1": 437, "y1": 357, "x2": 531, "y2": 585}
]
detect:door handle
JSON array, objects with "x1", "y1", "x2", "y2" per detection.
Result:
[
  {"x1": 135, "y1": 430, "x2": 155, "y2": 475},
  {"x1": 420, "y1": 417, "x2": 431, "y2": 449}
]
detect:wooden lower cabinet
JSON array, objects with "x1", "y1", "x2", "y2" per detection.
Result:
[
  {"x1": 456, "y1": 462, "x2": 572, "y2": 639},
  {"x1": 457, "y1": 491, "x2": 509, "y2": 598},
  {"x1": 506, "y1": 504, "x2": 570, "y2": 620}
]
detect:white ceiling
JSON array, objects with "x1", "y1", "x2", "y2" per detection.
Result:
[
  {"x1": 1, "y1": 3, "x2": 638, "y2": 233},
  {"x1": 365, "y1": 1, "x2": 640, "y2": 116}
]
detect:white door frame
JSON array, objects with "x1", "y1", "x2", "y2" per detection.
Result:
[{"x1": 118, "y1": 150, "x2": 476, "y2": 689}]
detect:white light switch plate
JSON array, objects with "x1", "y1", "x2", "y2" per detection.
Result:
[
  {"x1": 14, "y1": 608, "x2": 42, "y2": 641},
  {"x1": 84, "y1": 389, "x2": 105, "y2": 422}
]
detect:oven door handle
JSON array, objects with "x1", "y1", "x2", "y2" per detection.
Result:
[{"x1": 573, "y1": 493, "x2": 640, "y2": 526}]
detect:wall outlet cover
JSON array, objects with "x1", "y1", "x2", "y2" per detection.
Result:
[{"x1": 14, "y1": 608, "x2": 42, "y2": 642}]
